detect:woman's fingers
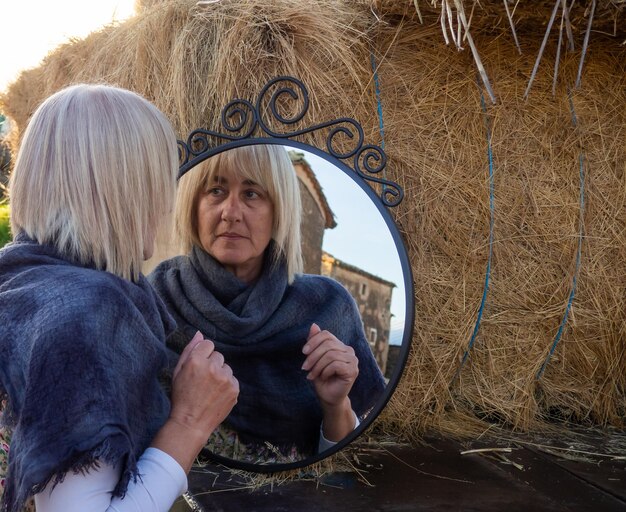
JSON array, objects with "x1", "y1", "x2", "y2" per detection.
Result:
[
  {"x1": 307, "y1": 322, "x2": 322, "y2": 341},
  {"x1": 302, "y1": 326, "x2": 342, "y2": 361},
  {"x1": 305, "y1": 349, "x2": 358, "y2": 381},
  {"x1": 173, "y1": 331, "x2": 205, "y2": 379},
  {"x1": 302, "y1": 344, "x2": 352, "y2": 372},
  {"x1": 301, "y1": 325, "x2": 359, "y2": 407},
  {"x1": 302, "y1": 331, "x2": 355, "y2": 372},
  {"x1": 206, "y1": 349, "x2": 225, "y2": 370},
  {"x1": 303, "y1": 327, "x2": 357, "y2": 380},
  {"x1": 319, "y1": 358, "x2": 359, "y2": 382},
  {"x1": 169, "y1": 331, "x2": 239, "y2": 439},
  {"x1": 302, "y1": 323, "x2": 327, "y2": 355},
  {"x1": 189, "y1": 338, "x2": 216, "y2": 359}
]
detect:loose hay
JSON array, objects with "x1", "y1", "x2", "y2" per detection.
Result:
[
  {"x1": 371, "y1": 19, "x2": 626, "y2": 440},
  {"x1": 1, "y1": 0, "x2": 625, "y2": 458}
]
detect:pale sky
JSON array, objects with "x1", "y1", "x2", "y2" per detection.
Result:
[{"x1": 1, "y1": 0, "x2": 136, "y2": 94}]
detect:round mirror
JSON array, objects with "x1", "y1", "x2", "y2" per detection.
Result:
[{"x1": 146, "y1": 139, "x2": 413, "y2": 472}]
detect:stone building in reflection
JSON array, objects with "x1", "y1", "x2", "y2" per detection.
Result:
[
  {"x1": 290, "y1": 150, "x2": 395, "y2": 375},
  {"x1": 290, "y1": 151, "x2": 336, "y2": 274},
  {"x1": 320, "y1": 252, "x2": 395, "y2": 375}
]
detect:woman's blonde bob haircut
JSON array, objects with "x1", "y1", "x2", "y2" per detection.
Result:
[
  {"x1": 10, "y1": 84, "x2": 178, "y2": 281},
  {"x1": 176, "y1": 144, "x2": 303, "y2": 283}
]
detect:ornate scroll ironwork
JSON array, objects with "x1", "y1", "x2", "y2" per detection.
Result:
[{"x1": 177, "y1": 76, "x2": 403, "y2": 207}]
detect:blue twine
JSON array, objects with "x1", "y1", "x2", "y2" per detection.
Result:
[
  {"x1": 370, "y1": 52, "x2": 385, "y2": 150},
  {"x1": 454, "y1": 86, "x2": 495, "y2": 379},
  {"x1": 536, "y1": 92, "x2": 585, "y2": 379}
]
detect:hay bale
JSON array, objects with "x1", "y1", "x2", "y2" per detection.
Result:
[
  {"x1": 370, "y1": 17, "x2": 626, "y2": 438},
  {"x1": 1, "y1": 0, "x2": 375, "y2": 143},
  {"x1": 1, "y1": 0, "x2": 625, "y2": 445}
]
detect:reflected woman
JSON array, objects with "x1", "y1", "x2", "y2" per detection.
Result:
[{"x1": 149, "y1": 144, "x2": 386, "y2": 462}]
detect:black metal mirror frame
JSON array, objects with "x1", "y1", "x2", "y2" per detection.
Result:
[{"x1": 177, "y1": 76, "x2": 414, "y2": 472}]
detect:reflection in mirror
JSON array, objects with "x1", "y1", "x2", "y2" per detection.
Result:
[
  {"x1": 145, "y1": 144, "x2": 408, "y2": 467},
  {"x1": 291, "y1": 149, "x2": 406, "y2": 379}
]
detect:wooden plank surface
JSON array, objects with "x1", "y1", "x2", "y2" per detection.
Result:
[{"x1": 172, "y1": 435, "x2": 626, "y2": 512}]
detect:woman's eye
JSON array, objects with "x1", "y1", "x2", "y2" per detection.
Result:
[
  {"x1": 208, "y1": 187, "x2": 223, "y2": 196},
  {"x1": 245, "y1": 190, "x2": 261, "y2": 199}
]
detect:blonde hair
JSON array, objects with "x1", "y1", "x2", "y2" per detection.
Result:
[
  {"x1": 176, "y1": 144, "x2": 303, "y2": 283},
  {"x1": 10, "y1": 84, "x2": 178, "y2": 281}
]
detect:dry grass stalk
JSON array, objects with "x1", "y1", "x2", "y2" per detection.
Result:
[
  {"x1": 453, "y1": 0, "x2": 496, "y2": 103},
  {"x1": 564, "y1": 0, "x2": 576, "y2": 50},
  {"x1": 575, "y1": 0, "x2": 597, "y2": 87},
  {"x1": 460, "y1": 446, "x2": 513, "y2": 454},
  {"x1": 413, "y1": 0, "x2": 424, "y2": 22},
  {"x1": 524, "y1": 0, "x2": 561, "y2": 99},
  {"x1": 504, "y1": 0, "x2": 523, "y2": 54},
  {"x1": 553, "y1": 7, "x2": 565, "y2": 96},
  {"x1": 425, "y1": 1, "x2": 496, "y2": 102},
  {"x1": 373, "y1": 0, "x2": 625, "y2": 41}
]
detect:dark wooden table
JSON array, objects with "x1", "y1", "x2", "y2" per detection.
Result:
[{"x1": 171, "y1": 433, "x2": 626, "y2": 512}]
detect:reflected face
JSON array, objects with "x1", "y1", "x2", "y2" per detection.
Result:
[{"x1": 196, "y1": 169, "x2": 274, "y2": 283}]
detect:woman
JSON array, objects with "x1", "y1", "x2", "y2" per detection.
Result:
[
  {"x1": 0, "y1": 84, "x2": 239, "y2": 512},
  {"x1": 149, "y1": 144, "x2": 386, "y2": 461}
]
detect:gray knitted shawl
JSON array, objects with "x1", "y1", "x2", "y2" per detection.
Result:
[
  {"x1": 0, "y1": 234, "x2": 175, "y2": 512},
  {"x1": 149, "y1": 245, "x2": 386, "y2": 455}
]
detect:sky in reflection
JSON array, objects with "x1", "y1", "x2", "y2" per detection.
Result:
[{"x1": 296, "y1": 149, "x2": 406, "y2": 342}]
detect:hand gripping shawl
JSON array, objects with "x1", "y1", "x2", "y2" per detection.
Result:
[
  {"x1": 0, "y1": 234, "x2": 175, "y2": 512},
  {"x1": 148, "y1": 245, "x2": 386, "y2": 455}
]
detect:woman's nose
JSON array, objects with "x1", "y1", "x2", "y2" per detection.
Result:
[{"x1": 221, "y1": 194, "x2": 242, "y2": 222}]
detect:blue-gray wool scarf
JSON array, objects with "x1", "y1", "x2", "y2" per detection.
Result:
[
  {"x1": 0, "y1": 234, "x2": 176, "y2": 512},
  {"x1": 149, "y1": 245, "x2": 386, "y2": 455}
]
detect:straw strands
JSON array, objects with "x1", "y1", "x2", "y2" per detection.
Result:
[
  {"x1": 1, "y1": 0, "x2": 625, "y2": 444},
  {"x1": 374, "y1": 21, "x2": 625, "y2": 437}
]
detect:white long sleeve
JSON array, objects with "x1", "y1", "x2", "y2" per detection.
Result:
[
  {"x1": 318, "y1": 410, "x2": 360, "y2": 453},
  {"x1": 34, "y1": 448, "x2": 187, "y2": 512}
]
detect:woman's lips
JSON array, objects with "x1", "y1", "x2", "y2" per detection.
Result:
[{"x1": 218, "y1": 233, "x2": 245, "y2": 240}]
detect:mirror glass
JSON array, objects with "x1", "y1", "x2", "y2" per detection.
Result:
[{"x1": 146, "y1": 142, "x2": 412, "y2": 470}]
